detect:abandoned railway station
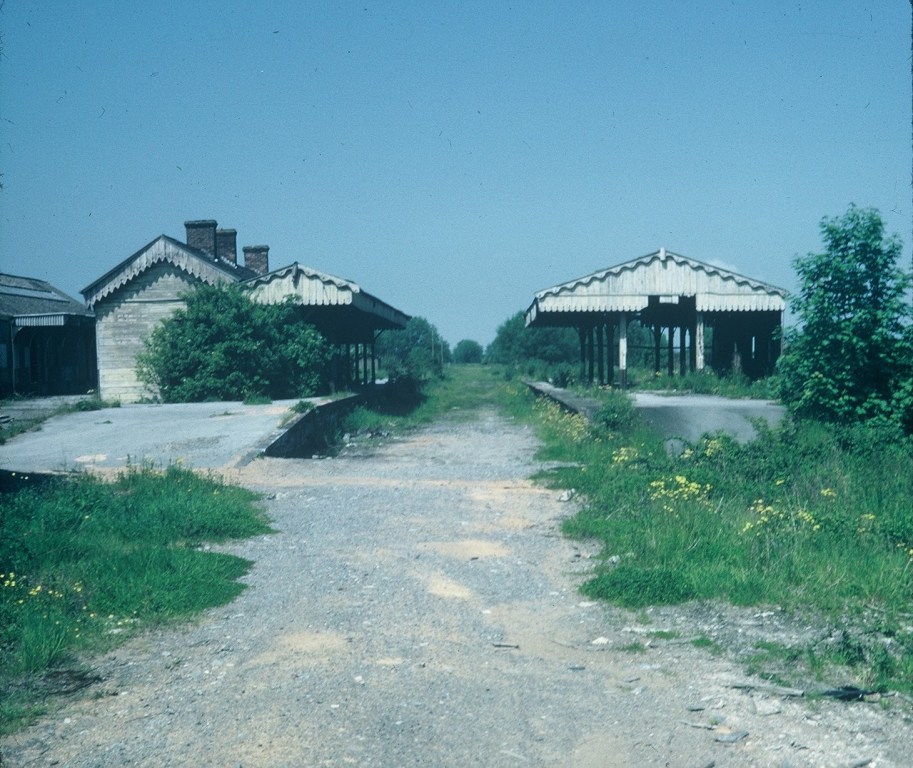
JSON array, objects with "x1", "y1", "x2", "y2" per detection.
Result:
[
  {"x1": 526, "y1": 248, "x2": 787, "y2": 386},
  {"x1": 82, "y1": 219, "x2": 410, "y2": 403}
]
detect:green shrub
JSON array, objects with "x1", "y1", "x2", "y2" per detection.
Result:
[
  {"x1": 137, "y1": 285, "x2": 334, "y2": 402},
  {"x1": 777, "y1": 206, "x2": 913, "y2": 434},
  {"x1": 591, "y1": 390, "x2": 639, "y2": 433}
]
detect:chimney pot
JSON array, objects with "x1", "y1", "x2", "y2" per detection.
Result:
[
  {"x1": 216, "y1": 228, "x2": 238, "y2": 266},
  {"x1": 243, "y1": 245, "x2": 270, "y2": 275},
  {"x1": 184, "y1": 220, "x2": 218, "y2": 258}
]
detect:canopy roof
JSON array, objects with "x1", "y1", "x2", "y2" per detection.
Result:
[
  {"x1": 1, "y1": 272, "x2": 94, "y2": 327},
  {"x1": 243, "y1": 262, "x2": 410, "y2": 342},
  {"x1": 527, "y1": 248, "x2": 787, "y2": 326}
]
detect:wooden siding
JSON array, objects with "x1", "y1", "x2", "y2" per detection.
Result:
[
  {"x1": 84, "y1": 237, "x2": 242, "y2": 310},
  {"x1": 94, "y1": 264, "x2": 200, "y2": 403}
]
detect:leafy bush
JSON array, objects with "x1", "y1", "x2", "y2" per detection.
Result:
[
  {"x1": 137, "y1": 285, "x2": 334, "y2": 402},
  {"x1": 591, "y1": 389, "x2": 640, "y2": 432}
]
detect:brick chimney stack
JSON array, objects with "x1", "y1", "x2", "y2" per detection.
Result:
[
  {"x1": 243, "y1": 245, "x2": 270, "y2": 275},
  {"x1": 185, "y1": 220, "x2": 218, "y2": 258},
  {"x1": 216, "y1": 228, "x2": 238, "y2": 265}
]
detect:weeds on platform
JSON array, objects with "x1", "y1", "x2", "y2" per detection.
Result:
[
  {"x1": 622, "y1": 368, "x2": 777, "y2": 399},
  {"x1": 508, "y1": 381, "x2": 913, "y2": 694},
  {"x1": 0, "y1": 465, "x2": 271, "y2": 734}
]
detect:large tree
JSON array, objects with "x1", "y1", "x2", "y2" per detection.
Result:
[
  {"x1": 777, "y1": 205, "x2": 913, "y2": 432},
  {"x1": 485, "y1": 311, "x2": 578, "y2": 365},
  {"x1": 452, "y1": 339, "x2": 483, "y2": 364}
]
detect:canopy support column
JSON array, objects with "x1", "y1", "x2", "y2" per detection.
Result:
[
  {"x1": 653, "y1": 324, "x2": 662, "y2": 374},
  {"x1": 586, "y1": 325, "x2": 595, "y2": 384},
  {"x1": 577, "y1": 327, "x2": 587, "y2": 383},
  {"x1": 693, "y1": 313, "x2": 703, "y2": 371},
  {"x1": 679, "y1": 325, "x2": 687, "y2": 375},
  {"x1": 597, "y1": 323, "x2": 605, "y2": 385},
  {"x1": 606, "y1": 319, "x2": 615, "y2": 386},
  {"x1": 619, "y1": 314, "x2": 628, "y2": 388}
]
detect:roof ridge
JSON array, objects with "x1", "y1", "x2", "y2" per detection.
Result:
[
  {"x1": 82, "y1": 236, "x2": 246, "y2": 308},
  {"x1": 537, "y1": 249, "x2": 786, "y2": 298}
]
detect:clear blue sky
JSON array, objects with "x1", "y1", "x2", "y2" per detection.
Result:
[{"x1": 1, "y1": 1, "x2": 910, "y2": 347}]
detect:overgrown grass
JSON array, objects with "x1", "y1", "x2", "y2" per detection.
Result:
[
  {"x1": 343, "y1": 365, "x2": 512, "y2": 435},
  {"x1": 515, "y1": 381, "x2": 913, "y2": 693},
  {"x1": 0, "y1": 465, "x2": 271, "y2": 734},
  {"x1": 629, "y1": 368, "x2": 778, "y2": 399}
]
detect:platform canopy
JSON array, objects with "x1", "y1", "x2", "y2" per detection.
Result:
[
  {"x1": 243, "y1": 262, "x2": 410, "y2": 386},
  {"x1": 526, "y1": 248, "x2": 787, "y2": 383},
  {"x1": 243, "y1": 262, "x2": 409, "y2": 343}
]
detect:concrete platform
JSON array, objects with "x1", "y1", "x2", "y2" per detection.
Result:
[
  {"x1": 631, "y1": 392, "x2": 784, "y2": 443},
  {"x1": 526, "y1": 381, "x2": 784, "y2": 444},
  {"x1": 0, "y1": 400, "x2": 300, "y2": 474}
]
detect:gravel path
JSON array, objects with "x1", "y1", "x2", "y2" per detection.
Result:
[{"x1": 3, "y1": 410, "x2": 911, "y2": 767}]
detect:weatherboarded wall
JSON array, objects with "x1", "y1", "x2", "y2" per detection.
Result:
[{"x1": 94, "y1": 264, "x2": 198, "y2": 403}]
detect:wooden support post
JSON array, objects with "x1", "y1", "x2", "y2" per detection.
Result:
[
  {"x1": 619, "y1": 314, "x2": 628, "y2": 388},
  {"x1": 606, "y1": 320, "x2": 615, "y2": 386},
  {"x1": 578, "y1": 326, "x2": 586, "y2": 382},
  {"x1": 667, "y1": 326, "x2": 674, "y2": 377},
  {"x1": 696, "y1": 313, "x2": 705, "y2": 371},
  {"x1": 587, "y1": 326, "x2": 595, "y2": 384},
  {"x1": 597, "y1": 323, "x2": 605, "y2": 385},
  {"x1": 679, "y1": 325, "x2": 687, "y2": 375},
  {"x1": 8, "y1": 324, "x2": 17, "y2": 395},
  {"x1": 352, "y1": 343, "x2": 358, "y2": 386},
  {"x1": 653, "y1": 324, "x2": 662, "y2": 374}
]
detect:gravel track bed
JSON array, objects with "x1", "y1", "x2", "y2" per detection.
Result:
[{"x1": 3, "y1": 410, "x2": 912, "y2": 767}]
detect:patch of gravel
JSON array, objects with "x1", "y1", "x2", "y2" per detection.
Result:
[{"x1": 3, "y1": 410, "x2": 912, "y2": 767}]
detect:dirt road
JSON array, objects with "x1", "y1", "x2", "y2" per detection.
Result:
[{"x1": 3, "y1": 411, "x2": 910, "y2": 766}]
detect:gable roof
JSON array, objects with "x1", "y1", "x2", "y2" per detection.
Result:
[
  {"x1": 527, "y1": 248, "x2": 787, "y2": 324},
  {"x1": 243, "y1": 262, "x2": 410, "y2": 331},
  {"x1": 82, "y1": 234, "x2": 258, "y2": 309},
  {"x1": 0, "y1": 272, "x2": 94, "y2": 326}
]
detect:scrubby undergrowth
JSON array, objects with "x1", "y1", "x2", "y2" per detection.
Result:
[
  {"x1": 521, "y1": 384, "x2": 913, "y2": 694},
  {"x1": 0, "y1": 466, "x2": 271, "y2": 733}
]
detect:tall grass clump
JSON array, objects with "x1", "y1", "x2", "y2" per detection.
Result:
[
  {"x1": 516, "y1": 382, "x2": 913, "y2": 693},
  {"x1": 0, "y1": 466, "x2": 271, "y2": 733}
]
